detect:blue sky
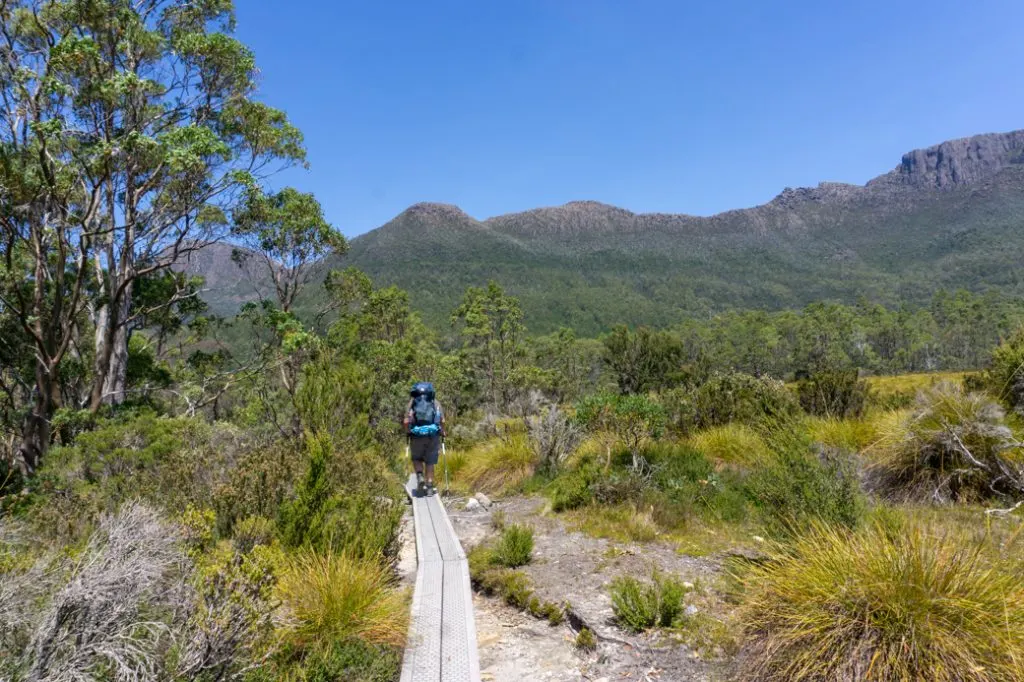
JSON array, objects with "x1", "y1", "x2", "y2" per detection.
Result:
[{"x1": 236, "y1": 0, "x2": 1024, "y2": 237}]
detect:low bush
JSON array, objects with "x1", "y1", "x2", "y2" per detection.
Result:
[
  {"x1": 866, "y1": 381, "x2": 1024, "y2": 501},
  {"x1": 691, "y1": 371, "x2": 800, "y2": 430},
  {"x1": 794, "y1": 369, "x2": 870, "y2": 419},
  {"x1": 232, "y1": 515, "x2": 276, "y2": 553},
  {"x1": 547, "y1": 465, "x2": 596, "y2": 512},
  {"x1": 527, "y1": 405, "x2": 582, "y2": 475},
  {"x1": 984, "y1": 328, "x2": 1024, "y2": 414},
  {"x1": 278, "y1": 433, "x2": 403, "y2": 561},
  {"x1": 748, "y1": 431, "x2": 864, "y2": 537},
  {"x1": 575, "y1": 627, "x2": 597, "y2": 651},
  {"x1": 610, "y1": 571, "x2": 690, "y2": 633},
  {"x1": 491, "y1": 523, "x2": 534, "y2": 568},
  {"x1": 646, "y1": 442, "x2": 751, "y2": 525},
  {"x1": 275, "y1": 550, "x2": 408, "y2": 654},
  {"x1": 738, "y1": 520, "x2": 1024, "y2": 682}
]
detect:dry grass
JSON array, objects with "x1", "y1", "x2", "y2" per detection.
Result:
[
  {"x1": 687, "y1": 424, "x2": 771, "y2": 470},
  {"x1": 738, "y1": 518, "x2": 1024, "y2": 682},
  {"x1": 866, "y1": 371, "x2": 971, "y2": 405},
  {"x1": 458, "y1": 431, "x2": 538, "y2": 495},
  {"x1": 565, "y1": 504, "x2": 660, "y2": 544},
  {"x1": 275, "y1": 551, "x2": 409, "y2": 652}
]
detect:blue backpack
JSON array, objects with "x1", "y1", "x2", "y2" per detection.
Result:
[{"x1": 409, "y1": 384, "x2": 441, "y2": 437}]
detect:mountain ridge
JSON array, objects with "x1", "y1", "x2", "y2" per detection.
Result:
[{"x1": 190, "y1": 129, "x2": 1024, "y2": 332}]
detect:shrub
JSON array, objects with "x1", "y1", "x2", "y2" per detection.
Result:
[
  {"x1": 646, "y1": 442, "x2": 751, "y2": 525},
  {"x1": 692, "y1": 372, "x2": 799, "y2": 430},
  {"x1": 275, "y1": 550, "x2": 409, "y2": 653},
  {"x1": 687, "y1": 423, "x2": 771, "y2": 469},
  {"x1": 575, "y1": 393, "x2": 667, "y2": 472},
  {"x1": 232, "y1": 515, "x2": 276, "y2": 553},
  {"x1": 738, "y1": 520, "x2": 1024, "y2": 682},
  {"x1": 610, "y1": 571, "x2": 690, "y2": 633},
  {"x1": 575, "y1": 627, "x2": 597, "y2": 651},
  {"x1": 279, "y1": 434, "x2": 403, "y2": 561},
  {"x1": 527, "y1": 405, "x2": 582, "y2": 475},
  {"x1": 795, "y1": 369, "x2": 870, "y2": 418},
  {"x1": 492, "y1": 524, "x2": 534, "y2": 568},
  {"x1": 985, "y1": 328, "x2": 1024, "y2": 414},
  {"x1": 547, "y1": 465, "x2": 596, "y2": 512},
  {"x1": 213, "y1": 439, "x2": 303, "y2": 537},
  {"x1": 748, "y1": 432, "x2": 864, "y2": 537},
  {"x1": 866, "y1": 382, "x2": 1024, "y2": 501}
]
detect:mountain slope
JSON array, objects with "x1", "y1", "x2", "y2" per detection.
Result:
[{"x1": 326, "y1": 130, "x2": 1024, "y2": 334}]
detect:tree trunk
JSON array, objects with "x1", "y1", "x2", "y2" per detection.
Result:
[
  {"x1": 90, "y1": 287, "x2": 132, "y2": 410},
  {"x1": 17, "y1": 364, "x2": 59, "y2": 475}
]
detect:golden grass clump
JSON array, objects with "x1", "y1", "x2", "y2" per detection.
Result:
[
  {"x1": 275, "y1": 551, "x2": 409, "y2": 652},
  {"x1": 687, "y1": 423, "x2": 771, "y2": 470},
  {"x1": 865, "y1": 381, "x2": 1024, "y2": 501},
  {"x1": 459, "y1": 431, "x2": 537, "y2": 495},
  {"x1": 738, "y1": 519, "x2": 1024, "y2": 682},
  {"x1": 803, "y1": 415, "x2": 879, "y2": 454}
]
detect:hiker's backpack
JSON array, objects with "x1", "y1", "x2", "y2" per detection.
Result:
[{"x1": 409, "y1": 383, "x2": 441, "y2": 436}]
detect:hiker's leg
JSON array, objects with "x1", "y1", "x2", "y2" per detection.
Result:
[
  {"x1": 425, "y1": 463, "x2": 435, "y2": 484},
  {"x1": 413, "y1": 460, "x2": 424, "y2": 474}
]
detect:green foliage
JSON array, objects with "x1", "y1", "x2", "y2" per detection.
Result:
[
  {"x1": 795, "y1": 369, "x2": 870, "y2": 418},
  {"x1": 610, "y1": 571, "x2": 691, "y2": 632},
  {"x1": 576, "y1": 393, "x2": 667, "y2": 471},
  {"x1": 602, "y1": 325, "x2": 685, "y2": 394},
  {"x1": 748, "y1": 432, "x2": 865, "y2": 538},
  {"x1": 491, "y1": 524, "x2": 534, "y2": 568},
  {"x1": 294, "y1": 354, "x2": 375, "y2": 450},
  {"x1": 985, "y1": 327, "x2": 1024, "y2": 413},
  {"x1": 691, "y1": 371, "x2": 800, "y2": 430},
  {"x1": 278, "y1": 434, "x2": 402, "y2": 560},
  {"x1": 451, "y1": 280, "x2": 527, "y2": 409},
  {"x1": 547, "y1": 464, "x2": 597, "y2": 512},
  {"x1": 575, "y1": 627, "x2": 597, "y2": 651}
]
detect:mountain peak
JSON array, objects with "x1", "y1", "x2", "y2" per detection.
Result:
[
  {"x1": 871, "y1": 130, "x2": 1024, "y2": 190},
  {"x1": 402, "y1": 202, "x2": 474, "y2": 222}
]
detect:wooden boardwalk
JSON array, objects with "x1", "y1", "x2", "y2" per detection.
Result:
[{"x1": 401, "y1": 475, "x2": 481, "y2": 682}]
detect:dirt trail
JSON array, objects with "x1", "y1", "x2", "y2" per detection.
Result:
[{"x1": 445, "y1": 496, "x2": 728, "y2": 682}]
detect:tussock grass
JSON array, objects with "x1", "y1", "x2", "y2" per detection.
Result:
[
  {"x1": 866, "y1": 382, "x2": 1024, "y2": 501},
  {"x1": 276, "y1": 551, "x2": 409, "y2": 652},
  {"x1": 803, "y1": 416, "x2": 878, "y2": 453},
  {"x1": 688, "y1": 424, "x2": 770, "y2": 469},
  {"x1": 738, "y1": 519, "x2": 1024, "y2": 682},
  {"x1": 459, "y1": 432, "x2": 537, "y2": 495}
]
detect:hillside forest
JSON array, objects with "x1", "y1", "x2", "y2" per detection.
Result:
[{"x1": 3, "y1": 3, "x2": 1024, "y2": 682}]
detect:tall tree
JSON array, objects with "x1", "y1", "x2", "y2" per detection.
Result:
[
  {"x1": 0, "y1": 0, "x2": 305, "y2": 470},
  {"x1": 451, "y1": 281, "x2": 526, "y2": 408}
]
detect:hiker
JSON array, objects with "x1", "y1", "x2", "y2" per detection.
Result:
[{"x1": 404, "y1": 381, "x2": 445, "y2": 496}]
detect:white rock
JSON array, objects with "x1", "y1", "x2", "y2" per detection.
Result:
[
  {"x1": 684, "y1": 604, "x2": 699, "y2": 617},
  {"x1": 474, "y1": 492, "x2": 493, "y2": 508},
  {"x1": 752, "y1": 535, "x2": 766, "y2": 543},
  {"x1": 682, "y1": 581, "x2": 695, "y2": 590},
  {"x1": 465, "y1": 498, "x2": 482, "y2": 511}
]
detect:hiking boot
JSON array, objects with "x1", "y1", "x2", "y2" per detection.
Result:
[
  {"x1": 416, "y1": 473, "x2": 426, "y2": 497},
  {"x1": 427, "y1": 483, "x2": 437, "y2": 497}
]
